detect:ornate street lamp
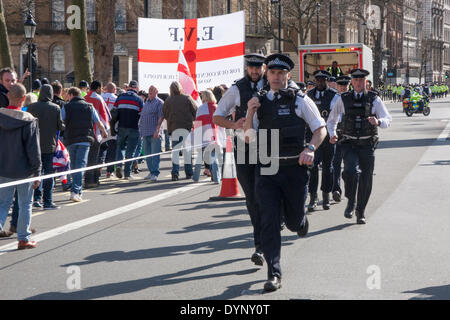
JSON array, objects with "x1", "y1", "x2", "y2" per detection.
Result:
[{"x1": 24, "y1": 11, "x2": 36, "y2": 92}]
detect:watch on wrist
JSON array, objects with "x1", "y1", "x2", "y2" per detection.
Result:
[{"x1": 306, "y1": 144, "x2": 315, "y2": 152}]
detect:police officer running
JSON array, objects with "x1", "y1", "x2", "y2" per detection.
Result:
[
  {"x1": 306, "y1": 70, "x2": 339, "y2": 211},
  {"x1": 332, "y1": 75, "x2": 351, "y2": 202},
  {"x1": 244, "y1": 54, "x2": 327, "y2": 292},
  {"x1": 327, "y1": 69, "x2": 392, "y2": 224},
  {"x1": 213, "y1": 54, "x2": 267, "y2": 267}
]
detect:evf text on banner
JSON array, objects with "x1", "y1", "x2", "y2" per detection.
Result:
[{"x1": 138, "y1": 11, "x2": 245, "y2": 93}]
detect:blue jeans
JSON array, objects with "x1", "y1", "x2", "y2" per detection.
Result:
[
  {"x1": 0, "y1": 177, "x2": 34, "y2": 241},
  {"x1": 143, "y1": 135, "x2": 162, "y2": 176},
  {"x1": 133, "y1": 137, "x2": 143, "y2": 166},
  {"x1": 171, "y1": 135, "x2": 193, "y2": 177},
  {"x1": 32, "y1": 153, "x2": 56, "y2": 206},
  {"x1": 116, "y1": 128, "x2": 140, "y2": 177},
  {"x1": 164, "y1": 129, "x2": 170, "y2": 150},
  {"x1": 67, "y1": 144, "x2": 90, "y2": 195},
  {"x1": 193, "y1": 148, "x2": 221, "y2": 182}
]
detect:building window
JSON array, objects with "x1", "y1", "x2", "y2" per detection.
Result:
[
  {"x1": 115, "y1": 0, "x2": 126, "y2": 31},
  {"x1": 52, "y1": 45, "x2": 65, "y2": 72},
  {"x1": 149, "y1": 0, "x2": 163, "y2": 18},
  {"x1": 86, "y1": 0, "x2": 95, "y2": 31},
  {"x1": 52, "y1": 0, "x2": 65, "y2": 30},
  {"x1": 183, "y1": 0, "x2": 197, "y2": 19}
]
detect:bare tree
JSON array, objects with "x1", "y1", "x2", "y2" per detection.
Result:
[
  {"x1": 243, "y1": 0, "x2": 327, "y2": 55},
  {"x1": 0, "y1": 0, "x2": 13, "y2": 68},
  {"x1": 93, "y1": 0, "x2": 116, "y2": 84},
  {"x1": 70, "y1": 0, "x2": 92, "y2": 84},
  {"x1": 344, "y1": 0, "x2": 404, "y2": 86}
]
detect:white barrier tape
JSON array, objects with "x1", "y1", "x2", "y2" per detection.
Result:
[{"x1": 0, "y1": 142, "x2": 209, "y2": 189}]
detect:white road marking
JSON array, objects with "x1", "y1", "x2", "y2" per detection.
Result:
[
  {"x1": 0, "y1": 179, "x2": 210, "y2": 255},
  {"x1": 437, "y1": 120, "x2": 450, "y2": 142}
]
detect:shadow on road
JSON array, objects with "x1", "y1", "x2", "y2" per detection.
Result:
[
  {"x1": 28, "y1": 258, "x2": 260, "y2": 300},
  {"x1": 306, "y1": 223, "x2": 354, "y2": 238},
  {"x1": 404, "y1": 284, "x2": 450, "y2": 300},
  {"x1": 377, "y1": 138, "x2": 449, "y2": 149},
  {"x1": 420, "y1": 160, "x2": 450, "y2": 166},
  {"x1": 167, "y1": 218, "x2": 251, "y2": 234},
  {"x1": 60, "y1": 232, "x2": 298, "y2": 267},
  {"x1": 179, "y1": 201, "x2": 246, "y2": 211}
]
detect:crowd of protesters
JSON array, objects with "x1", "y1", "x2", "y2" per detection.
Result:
[{"x1": 0, "y1": 67, "x2": 229, "y2": 248}]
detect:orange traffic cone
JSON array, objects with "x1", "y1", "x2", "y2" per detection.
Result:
[{"x1": 209, "y1": 136, "x2": 245, "y2": 201}]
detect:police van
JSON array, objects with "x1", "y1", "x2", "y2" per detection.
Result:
[{"x1": 298, "y1": 43, "x2": 373, "y2": 83}]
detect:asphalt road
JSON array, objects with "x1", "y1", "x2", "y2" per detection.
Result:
[{"x1": 0, "y1": 97, "x2": 449, "y2": 300}]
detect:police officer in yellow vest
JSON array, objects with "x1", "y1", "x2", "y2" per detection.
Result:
[{"x1": 328, "y1": 61, "x2": 343, "y2": 78}]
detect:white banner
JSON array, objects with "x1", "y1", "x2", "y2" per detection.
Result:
[{"x1": 138, "y1": 11, "x2": 245, "y2": 93}]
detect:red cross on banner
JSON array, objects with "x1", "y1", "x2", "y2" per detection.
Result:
[{"x1": 138, "y1": 11, "x2": 245, "y2": 93}]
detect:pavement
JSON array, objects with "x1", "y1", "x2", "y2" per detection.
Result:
[{"x1": 0, "y1": 97, "x2": 449, "y2": 300}]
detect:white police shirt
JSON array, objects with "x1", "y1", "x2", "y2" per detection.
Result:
[
  {"x1": 326, "y1": 91, "x2": 392, "y2": 137},
  {"x1": 214, "y1": 78, "x2": 265, "y2": 117},
  {"x1": 250, "y1": 90, "x2": 326, "y2": 132}
]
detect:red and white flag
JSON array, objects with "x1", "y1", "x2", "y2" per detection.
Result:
[
  {"x1": 178, "y1": 50, "x2": 202, "y2": 105},
  {"x1": 138, "y1": 11, "x2": 245, "y2": 93}
]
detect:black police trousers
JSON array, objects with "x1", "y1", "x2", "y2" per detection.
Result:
[
  {"x1": 341, "y1": 143, "x2": 375, "y2": 213},
  {"x1": 309, "y1": 138, "x2": 335, "y2": 194},
  {"x1": 234, "y1": 153, "x2": 261, "y2": 252},
  {"x1": 255, "y1": 164, "x2": 309, "y2": 279},
  {"x1": 332, "y1": 143, "x2": 343, "y2": 194}
]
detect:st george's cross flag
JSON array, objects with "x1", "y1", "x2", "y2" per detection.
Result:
[
  {"x1": 138, "y1": 11, "x2": 245, "y2": 93},
  {"x1": 178, "y1": 49, "x2": 202, "y2": 105}
]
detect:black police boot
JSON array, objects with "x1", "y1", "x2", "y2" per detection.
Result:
[
  {"x1": 344, "y1": 200, "x2": 355, "y2": 219},
  {"x1": 251, "y1": 250, "x2": 264, "y2": 266},
  {"x1": 332, "y1": 190, "x2": 341, "y2": 202},
  {"x1": 355, "y1": 210, "x2": 366, "y2": 224},
  {"x1": 307, "y1": 193, "x2": 318, "y2": 212},
  {"x1": 264, "y1": 276, "x2": 281, "y2": 292},
  {"x1": 322, "y1": 192, "x2": 330, "y2": 210},
  {"x1": 297, "y1": 217, "x2": 309, "y2": 238}
]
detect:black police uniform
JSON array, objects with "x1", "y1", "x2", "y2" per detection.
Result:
[
  {"x1": 232, "y1": 54, "x2": 267, "y2": 266},
  {"x1": 339, "y1": 89, "x2": 379, "y2": 223},
  {"x1": 306, "y1": 71, "x2": 337, "y2": 210},
  {"x1": 332, "y1": 76, "x2": 351, "y2": 202},
  {"x1": 251, "y1": 53, "x2": 324, "y2": 292},
  {"x1": 255, "y1": 89, "x2": 310, "y2": 290}
]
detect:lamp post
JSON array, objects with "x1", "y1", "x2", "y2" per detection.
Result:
[
  {"x1": 362, "y1": 22, "x2": 367, "y2": 45},
  {"x1": 329, "y1": 0, "x2": 332, "y2": 43},
  {"x1": 24, "y1": 11, "x2": 36, "y2": 92},
  {"x1": 406, "y1": 31, "x2": 410, "y2": 84},
  {"x1": 316, "y1": 2, "x2": 321, "y2": 44},
  {"x1": 271, "y1": 0, "x2": 282, "y2": 53}
]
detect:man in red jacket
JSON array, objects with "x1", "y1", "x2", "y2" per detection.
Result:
[{"x1": 84, "y1": 80, "x2": 111, "y2": 188}]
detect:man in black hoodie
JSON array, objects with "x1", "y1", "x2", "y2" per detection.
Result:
[
  {"x1": 0, "y1": 83, "x2": 41, "y2": 249},
  {"x1": 28, "y1": 84, "x2": 65, "y2": 210}
]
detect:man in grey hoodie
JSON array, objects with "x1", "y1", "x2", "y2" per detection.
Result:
[
  {"x1": 28, "y1": 84, "x2": 65, "y2": 210},
  {"x1": 0, "y1": 83, "x2": 41, "y2": 249}
]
